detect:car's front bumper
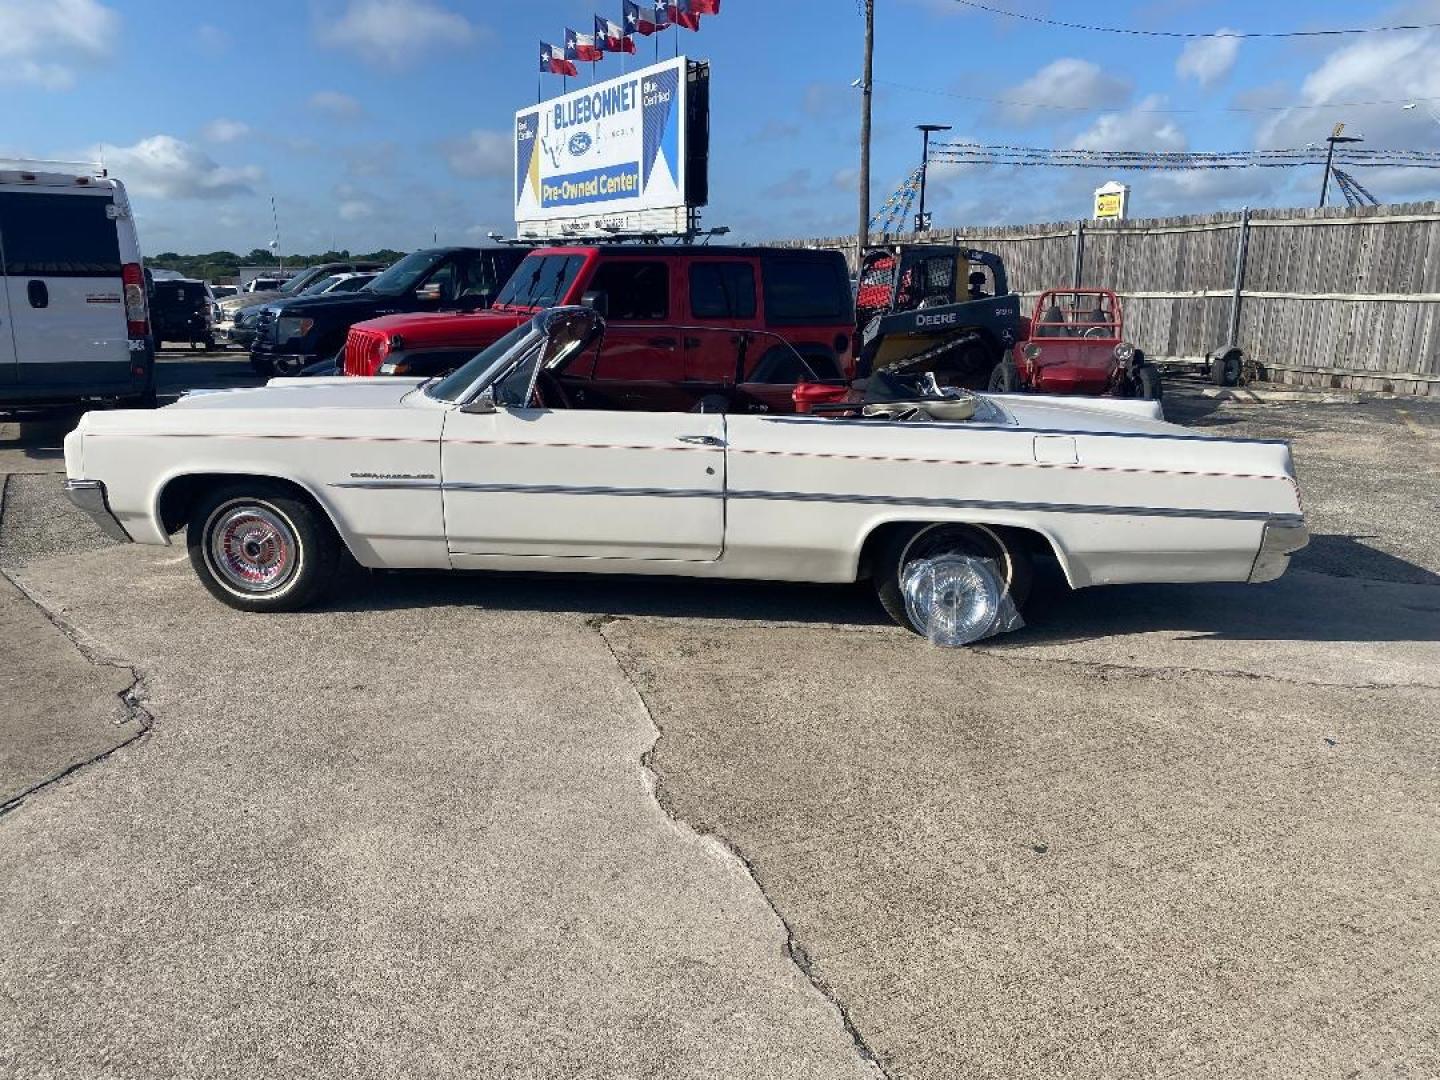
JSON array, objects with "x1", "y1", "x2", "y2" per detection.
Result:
[
  {"x1": 1249, "y1": 517, "x2": 1308, "y2": 582},
  {"x1": 64, "y1": 479, "x2": 133, "y2": 543}
]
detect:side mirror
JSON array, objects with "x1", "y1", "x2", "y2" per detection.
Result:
[
  {"x1": 461, "y1": 387, "x2": 497, "y2": 414},
  {"x1": 416, "y1": 282, "x2": 444, "y2": 303},
  {"x1": 581, "y1": 290, "x2": 609, "y2": 318}
]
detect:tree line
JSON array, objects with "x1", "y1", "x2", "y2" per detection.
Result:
[{"x1": 145, "y1": 248, "x2": 408, "y2": 284}]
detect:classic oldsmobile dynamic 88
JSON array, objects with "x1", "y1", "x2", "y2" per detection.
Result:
[{"x1": 64, "y1": 308, "x2": 1307, "y2": 636}]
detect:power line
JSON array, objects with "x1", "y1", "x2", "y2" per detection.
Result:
[
  {"x1": 874, "y1": 79, "x2": 1440, "y2": 116},
  {"x1": 949, "y1": 1, "x2": 1440, "y2": 38},
  {"x1": 929, "y1": 142, "x2": 1440, "y2": 169}
]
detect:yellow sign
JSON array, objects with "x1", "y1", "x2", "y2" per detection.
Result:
[{"x1": 1095, "y1": 191, "x2": 1124, "y2": 219}]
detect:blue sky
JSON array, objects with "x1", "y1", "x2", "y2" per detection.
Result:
[{"x1": 4, "y1": 0, "x2": 1440, "y2": 254}]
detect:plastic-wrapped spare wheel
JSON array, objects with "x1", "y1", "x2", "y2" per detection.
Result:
[{"x1": 901, "y1": 555, "x2": 1024, "y2": 647}]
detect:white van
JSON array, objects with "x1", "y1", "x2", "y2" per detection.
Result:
[{"x1": 0, "y1": 162, "x2": 154, "y2": 413}]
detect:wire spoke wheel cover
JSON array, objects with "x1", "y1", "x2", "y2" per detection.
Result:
[
  {"x1": 205, "y1": 502, "x2": 302, "y2": 595},
  {"x1": 901, "y1": 555, "x2": 1003, "y2": 646}
]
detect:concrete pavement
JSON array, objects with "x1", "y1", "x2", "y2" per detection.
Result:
[
  {"x1": 1, "y1": 540, "x2": 878, "y2": 1080},
  {"x1": 1, "y1": 380, "x2": 1436, "y2": 1078}
]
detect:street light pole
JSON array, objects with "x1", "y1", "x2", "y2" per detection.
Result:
[
  {"x1": 857, "y1": 0, "x2": 874, "y2": 263},
  {"x1": 915, "y1": 123, "x2": 952, "y2": 233},
  {"x1": 1318, "y1": 123, "x2": 1363, "y2": 208}
]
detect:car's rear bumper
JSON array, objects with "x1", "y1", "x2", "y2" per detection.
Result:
[
  {"x1": 1248, "y1": 518, "x2": 1309, "y2": 583},
  {"x1": 64, "y1": 479, "x2": 133, "y2": 543}
]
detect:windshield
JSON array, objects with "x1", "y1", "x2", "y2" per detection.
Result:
[
  {"x1": 493, "y1": 253, "x2": 585, "y2": 310},
  {"x1": 332, "y1": 274, "x2": 373, "y2": 293},
  {"x1": 370, "y1": 250, "x2": 446, "y2": 297},
  {"x1": 305, "y1": 275, "x2": 342, "y2": 294},
  {"x1": 278, "y1": 269, "x2": 324, "y2": 295},
  {"x1": 426, "y1": 320, "x2": 540, "y2": 403}
]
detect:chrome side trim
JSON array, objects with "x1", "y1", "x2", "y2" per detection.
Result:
[
  {"x1": 726, "y1": 488, "x2": 1291, "y2": 523},
  {"x1": 445, "y1": 481, "x2": 722, "y2": 500},
  {"x1": 63, "y1": 479, "x2": 132, "y2": 542},
  {"x1": 353, "y1": 477, "x2": 1300, "y2": 525},
  {"x1": 330, "y1": 480, "x2": 444, "y2": 491}
]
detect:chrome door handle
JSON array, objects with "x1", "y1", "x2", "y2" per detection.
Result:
[{"x1": 677, "y1": 434, "x2": 725, "y2": 446}]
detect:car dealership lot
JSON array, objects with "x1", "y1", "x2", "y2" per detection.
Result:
[{"x1": 2, "y1": 374, "x2": 1437, "y2": 1078}]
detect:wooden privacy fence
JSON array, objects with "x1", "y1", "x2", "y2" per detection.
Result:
[{"x1": 780, "y1": 202, "x2": 1440, "y2": 396}]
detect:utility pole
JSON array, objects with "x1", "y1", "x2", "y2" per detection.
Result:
[
  {"x1": 857, "y1": 0, "x2": 874, "y2": 263},
  {"x1": 1319, "y1": 122, "x2": 1362, "y2": 208},
  {"x1": 915, "y1": 123, "x2": 951, "y2": 232}
]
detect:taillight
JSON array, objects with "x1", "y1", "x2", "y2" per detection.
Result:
[{"x1": 121, "y1": 263, "x2": 148, "y2": 338}]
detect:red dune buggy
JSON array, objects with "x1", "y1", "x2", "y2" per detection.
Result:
[{"x1": 988, "y1": 288, "x2": 1163, "y2": 402}]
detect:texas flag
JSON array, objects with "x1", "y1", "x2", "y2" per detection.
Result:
[
  {"x1": 670, "y1": 0, "x2": 701, "y2": 31},
  {"x1": 566, "y1": 26, "x2": 604, "y2": 62},
  {"x1": 540, "y1": 40, "x2": 578, "y2": 76},
  {"x1": 652, "y1": 1, "x2": 672, "y2": 31},
  {"x1": 596, "y1": 14, "x2": 636, "y2": 53},
  {"x1": 691, "y1": 0, "x2": 720, "y2": 12},
  {"x1": 624, "y1": 0, "x2": 657, "y2": 36}
]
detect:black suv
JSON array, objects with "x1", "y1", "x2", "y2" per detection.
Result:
[
  {"x1": 249, "y1": 247, "x2": 529, "y2": 376},
  {"x1": 149, "y1": 277, "x2": 214, "y2": 350}
]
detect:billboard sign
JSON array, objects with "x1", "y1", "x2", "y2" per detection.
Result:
[{"x1": 515, "y1": 56, "x2": 697, "y2": 238}]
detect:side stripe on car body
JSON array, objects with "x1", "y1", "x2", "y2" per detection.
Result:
[{"x1": 327, "y1": 477, "x2": 1298, "y2": 524}]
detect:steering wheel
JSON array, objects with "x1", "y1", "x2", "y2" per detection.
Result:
[
  {"x1": 1083, "y1": 325, "x2": 1110, "y2": 340},
  {"x1": 534, "y1": 368, "x2": 573, "y2": 409}
]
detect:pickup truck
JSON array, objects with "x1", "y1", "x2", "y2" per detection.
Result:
[{"x1": 248, "y1": 247, "x2": 528, "y2": 376}]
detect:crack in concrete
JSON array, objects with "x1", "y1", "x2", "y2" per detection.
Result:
[
  {"x1": 0, "y1": 556, "x2": 155, "y2": 816},
  {"x1": 586, "y1": 612, "x2": 890, "y2": 1079}
]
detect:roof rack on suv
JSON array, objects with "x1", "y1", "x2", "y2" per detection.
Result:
[{"x1": 0, "y1": 157, "x2": 107, "y2": 178}]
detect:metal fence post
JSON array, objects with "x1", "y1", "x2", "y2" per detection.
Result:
[
  {"x1": 1228, "y1": 207, "x2": 1251, "y2": 346},
  {"x1": 1072, "y1": 219, "x2": 1085, "y2": 287}
]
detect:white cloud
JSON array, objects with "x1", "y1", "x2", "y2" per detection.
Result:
[
  {"x1": 440, "y1": 129, "x2": 509, "y2": 179},
  {"x1": 997, "y1": 58, "x2": 1130, "y2": 125},
  {"x1": 91, "y1": 135, "x2": 262, "y2": 199},
  {"x1": 315, "y1": 0, "x2": 478, "y2": 70},
  {"x1": 1256, "y1": 30, "x2": 1440, "y2": 157},
  {"x1": 1176, "y1": 31, "x2": 1240, "y2": 87},
  {"x1": 338, "y1": 199, "x2": 375, "y2": 221},
  {"x1": 1071, "y1": 96, "x2": 1187, "y2": 152},
  {"x1": 309, "y1": 90, "x2": 365, "y2": 120},
  {"x1": 202, "y1": 118, "x2": 250, "y2": 144},
  {"x1": 0, "y1": 0, "x2": 119, "y2": 89}
]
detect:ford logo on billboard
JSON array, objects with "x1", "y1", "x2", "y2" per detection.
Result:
[{"x1": 568, "y1": 132, "x2": 593, "y2": 156}]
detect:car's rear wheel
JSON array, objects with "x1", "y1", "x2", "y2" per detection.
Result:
[
  {"x1": 187, "y1": 483, "x2": 340, "y2": 612},
  {"x1": 874, "y1": 523, "x2": 1032, "y2": 634}
]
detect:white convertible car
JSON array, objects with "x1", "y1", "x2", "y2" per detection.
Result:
[{"x1": 64, "y1": 307, "x2": 1307, "y2": 636}]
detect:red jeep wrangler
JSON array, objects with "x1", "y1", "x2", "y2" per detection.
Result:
[{"x1": 343, "y1": 245, "x2": 856, "y2": 413}]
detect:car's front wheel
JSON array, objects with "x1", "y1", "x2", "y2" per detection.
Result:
[
  {"x1": 874, "y1": 523, "x2": 1032, "y2": 636},
  {"x1": 187, "y1": 483, "x2": 340, "y2": 611}
]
